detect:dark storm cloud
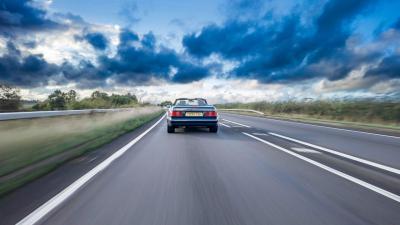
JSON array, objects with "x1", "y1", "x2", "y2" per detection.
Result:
[
  {"x1": 365, "y1": 55, "x2": 400, "y2": 79},
  {"x1": 81, "y1": 32, "x2": 109, "y2": 50},
  {"x1": 60, "y1": 60, "x2": 110, "y2": 88},
  {"x1": 141, "y1": 32, "x2": 156, "y2": 49},
  {"x1": 1, "y1": 27, "x2": 211, "y2": 88},
  {"x1": 0, "y1": 0, "x2": 60, "y2": 35},
  {"x1": 99, "y1": 45, "x2": 178, "y2": 83},
  {"x1": 119, "y1": 29, "x2": 139, "y2": 44},
  {"x1": 69, "y1": 27, "x2": 211, "y2": 86},
  {"x1": 171, "y1": 63, "x2": 209, "y2": 83},
  {"x1": 183, "y1": 0, "x2": 378, "y2": 83},
  {"x1": 0, "y1": 42, "x2": 58, "y2": 87},
  {"x1": 97, "y1": 30, "x2": 210, "y2": 85}
]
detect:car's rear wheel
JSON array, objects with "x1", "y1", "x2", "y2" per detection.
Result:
[
  {"x1": 209, "y1": 126, "x2": 218, "y2": 133},
  {"x1": 167, "y1": 125, "x2": 175, "y2": 133}
]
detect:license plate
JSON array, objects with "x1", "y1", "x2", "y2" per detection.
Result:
[{"x1": 185, "y1": 112, "x2": 203, "y2": 117}]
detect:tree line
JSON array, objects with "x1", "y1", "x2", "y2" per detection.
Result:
[
  {"x1": 0, "y1": 84, "x2": 139, "y2": 112},
  {"x1": 0, "y1": 84, "x2": 21, "y2": 111},
  {"x1": 34, "y1": 90, "x2": 139, "y2": 110}
]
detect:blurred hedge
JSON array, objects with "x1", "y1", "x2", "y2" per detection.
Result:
[{"x1": 216, "y1": 100, "x2": 400, "y2": 125}]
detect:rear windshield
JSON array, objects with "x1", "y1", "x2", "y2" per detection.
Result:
[{"x1": 174, "y1": 99, "x2": 207, "y2": 106}]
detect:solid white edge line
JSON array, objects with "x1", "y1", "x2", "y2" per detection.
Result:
[
  {"x1": 222, "y1": 119, "x2": 251, "y2": 128},
  {"x1": 269, "y1": 132, "x2": 400, "y2": 175},
  {"x1": 242, "y1": 132, "x2": 400, "y2": 203},
  {"x1": 219, "y1": 122, "x2": 231, "y2": 128},
  {"x1": 17, "y1": 114, "x2": 166, "y2": 225}
]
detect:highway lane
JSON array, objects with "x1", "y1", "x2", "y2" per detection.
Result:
[
  {"x1": 221, "y1": 113, "x2": 400, "y2": 169},
  {"x1": 15, "y1": 113, "x2": 400, "y2": 225}
]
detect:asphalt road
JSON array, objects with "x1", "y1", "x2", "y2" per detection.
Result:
[{"x1": 7, "y1": 113, "x2": 400, "y2": 224}]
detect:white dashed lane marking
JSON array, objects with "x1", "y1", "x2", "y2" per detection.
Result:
[
  {"x1": 222, "y1": 119, "x2": 251, "y2": 128},
  {"x1": 252, "y1": 133, "x2": 268, "y2": 136},
  {"x1": 219, "y1": 122, "x2": 231, "y2": 128},
  {"x1": 291, "y1": 147, "x2": 320, "y2": 154}
]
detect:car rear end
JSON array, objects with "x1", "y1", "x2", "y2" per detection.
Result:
[{"x1": 167, "y1": 98, "x2": 218, "y2": 133}]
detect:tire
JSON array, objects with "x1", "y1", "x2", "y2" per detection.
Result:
[
  {"x1": 167, "y1": 125, "x2": 175, "y2": 133},
  {"x1": 209, "y1": 126, "x2": 218, "y2": 133}
]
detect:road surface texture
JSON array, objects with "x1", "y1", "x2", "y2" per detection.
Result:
[{"x1": 1, "y1": 113, "x2": 399, "y2": 225}]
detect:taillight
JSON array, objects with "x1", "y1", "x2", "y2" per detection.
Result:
[
  {"x1": 169, "y1": 110, "x2": 183, "y2": 117},
  {"x1": 204, "y1": 111, "x2": 218, "y2": 117}
]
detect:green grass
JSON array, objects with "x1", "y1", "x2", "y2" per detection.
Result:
[
  {"x1": 223, "y1": 109, "x2": 400, "y2": 133},
  {"x1": 216, "y1": 100, "x2": 400, "y2": 130},
  {"x1": 0, "y1": 108, "x2": 163, "y2": 196}
]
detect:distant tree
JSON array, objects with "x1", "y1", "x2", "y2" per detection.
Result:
[
  {"x1": 110, "y1": 93, "x2": 139, "y2": 106},
  {"x1": 32, "y1": 101, "x2": 50, "y2": 111},
  {"x1": 48, "y1": 90, "x2": 67, "y2": 109},
  {"x1": 65, "y1": 90, "x2": 77, "y2": 103},
  {"x1": 111, "y1": 94, "x2": 129, "y2": 106},
  {"x1": 91, "y1": 91, "x2": 109, "y2": 100},
  {"x1": 160, "y1": 100, "x2": 172, "y2": 107},
  {"x1": 127, "y1": 93, "x2": 138, "y2": 103},
  {"x1": 0, "y1": 84, "x2": 21, "y2": 111}
]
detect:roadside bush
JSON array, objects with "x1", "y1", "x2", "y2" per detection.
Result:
[
  {"x1": 0, "y1": 84, "x2": 21, "y2": 112},
  {"x1": 32, "y1": 90, "x2": 140, "y2": 110}
]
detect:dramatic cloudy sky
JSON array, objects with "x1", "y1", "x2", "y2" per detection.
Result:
[{"x1": 0, "y1": 0, "x2": 399, "y2": 103}]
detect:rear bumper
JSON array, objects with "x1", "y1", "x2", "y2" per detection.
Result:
[{"x1": 168, "y1": 118, "x2": 218, "y2": 127}]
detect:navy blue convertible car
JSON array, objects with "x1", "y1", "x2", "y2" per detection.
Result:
[{"x1": 167, "y1": 98, "x2": 218, "y2": 133}]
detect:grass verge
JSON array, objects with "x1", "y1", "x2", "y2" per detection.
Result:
[
  {"x1": 221, "y1": 110, "x2": 400, "y2": 134},
  {"x1": 0, "y1": 108, "x2": 163, "y2": 196},
  {"x1": 216, "y1": 101, "x2": 400, "y2": 133}
]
